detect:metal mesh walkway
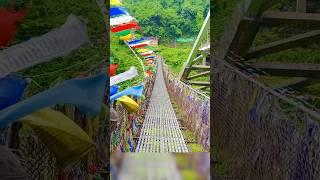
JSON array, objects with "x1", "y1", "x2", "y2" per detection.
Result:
[
  {"x1": 136, "y1": 59, "x2": 188, "y2": 152},
  {"x1": 118, "y1": 154, "x2": 181, "y2": 180}
]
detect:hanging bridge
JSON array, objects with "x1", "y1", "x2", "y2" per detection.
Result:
[
  {"x1": 134, "y1": 11, "x2": 211, "y2": 153},
  {"x1": 136, "y1": 58, "x2": 188, "y2": 152}
]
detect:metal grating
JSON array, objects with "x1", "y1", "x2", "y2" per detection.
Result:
[
  {"x1": 136, "y1": 59, "x2": 188, "y2": 152},
  {"x1": 118, "y1": 153, "x2": 182, "y2": 180}
]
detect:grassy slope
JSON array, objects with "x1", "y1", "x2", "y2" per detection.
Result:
[
  {"x1": 157, "y1": 44, "x2": 192, "y2": 76},
  {"x1": 12, "y1": 0, "x2": 106, "y2": 95}
]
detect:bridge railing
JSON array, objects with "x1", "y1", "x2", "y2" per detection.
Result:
[
  {"x1": 162, "y1": 59, "x2": 210, "y2": 150},
  {"x1": 110, "y1": 68, "x2": 156, "y2": 152},
  {"x1": 212, "y1": 58, "x2": 320, "y2": 179}
]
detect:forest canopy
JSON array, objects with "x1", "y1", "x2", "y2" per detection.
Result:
[{"x1": 123, "y1": 0, "x2": 209, "y2": 42}]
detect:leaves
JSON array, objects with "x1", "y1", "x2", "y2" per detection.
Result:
[{"x1": 123, "y1": 0, "x2": 209, "y2": 40}]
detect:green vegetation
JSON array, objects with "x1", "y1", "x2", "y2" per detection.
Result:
[
  {"x1": 182, "y1": 129, "x2": 196, "y2": 142},
  {"x1": 180, "y1": 170, "x2": 199, "y2": 180},
  {"x1": 212, "y1": 0, "x2": 242, "y2": 40},
  {"x1": 8, "y1": 0, "x2": 106, "y2": 95},
  {"x1": 157, "y1": 44, "x2": 191, "y2": 76},
  {"x1": 123, "y1": 0, "x2": 209, "y2": 42},
  {"x1": 188, "y1": 143, "x2": 206, "y2": 152}
]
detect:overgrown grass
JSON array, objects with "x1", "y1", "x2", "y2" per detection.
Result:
[{"x1": 157, "y1": 44, "x2": 192, "y2": 76}]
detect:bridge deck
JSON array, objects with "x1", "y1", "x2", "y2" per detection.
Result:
[
  {"x1": 118, "y1": 154, "x2": 181, "y2": 180},
  {"x1": 136, "y1": 59, "x2": 188, "y2": 152}
]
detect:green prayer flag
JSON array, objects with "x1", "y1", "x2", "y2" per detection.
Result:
[
  {"x1": 110, "y1": 57, "x2": 114, "y2": 64},
  {"x1": 145, "y1": 66, "x2": 155, "y2": 71},
  {"x1": 145, "y1": 46, "x2": 154, "y2": 51},
  {"x1": 116, "y1": 30, "x2": 131, "y2": 36}
]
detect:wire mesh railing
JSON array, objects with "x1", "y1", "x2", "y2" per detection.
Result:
[
  {"x1": 162, "y1": 58, "x2": 210, "y2": 151},
  {"x1": 212, "y1": 57, "x2": 320, "y2": 179},
  {"x1": 110, "y1": 70, "x2": 156, "y2": 153},
  {"x1": 136, "y1": 58, "x2": 188, "y2": 153}
]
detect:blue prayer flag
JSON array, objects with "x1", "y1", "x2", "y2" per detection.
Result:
[
  {"x1": 128, "y1": 38, "x2": 145, "y2": 45},
  {"x1": 110, "y1": 85, "x2": 144, "y2": 103},
  {"x1": 0, "y1": 73, "x2": 107, "y2": 128},
  {"x1": 0, "y1": 74, "x2": 28, "y2": 110},
  {"x1": 110, "y1": 7, "x2": 128, "y2": 17},
  {"x1": 110, "y1": 85, "x2": 119, "y2": 96}
]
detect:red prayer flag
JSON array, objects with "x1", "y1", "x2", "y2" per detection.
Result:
[
  {"x1": 132, "y1": 44, "x2": 148, "y2": 49},
  {"x1": 110, "y1": 64, "x2": 118, "y2": 76},
  {"x1": 146, "y1": 70, "x2": 153, "y2": 75},
  {"x1": 111, "y1": 22, "x2": 140, "y2": 33},
  {"x1": 141, "y1": 53, "x2": 152, "y2": 56},
  {"x1": 0, "y1": 8, "x2": 26, "y2": 47}
]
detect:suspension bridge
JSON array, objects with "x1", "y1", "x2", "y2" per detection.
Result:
[
  {"x1": 133, "y1": 11, "x2": 211, "y2": 153},
  {"x1": 136, "y1": 58, "x2": 188, "y2": 153}
]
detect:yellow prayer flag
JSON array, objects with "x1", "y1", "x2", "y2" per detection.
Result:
[
  {"x1": 117, "y1": 96, "x2": 139, "y2": 113},
  {"x1": 19, "y1": 108, "x2": 95, "y2": 168},
  {"x1": 110, "y1": 0, "x2": 121, "y2": 6},
  {"x1": 120, "y1": 33, "x2": 133, "y2": 41}
]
